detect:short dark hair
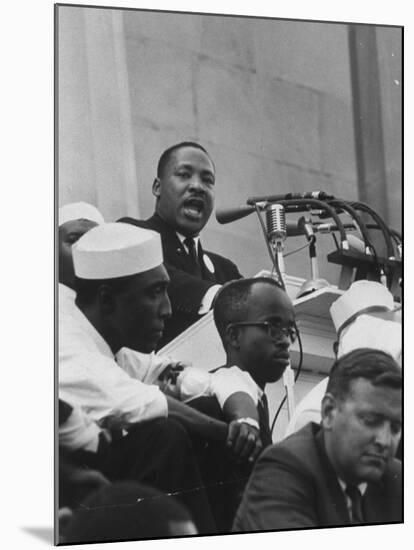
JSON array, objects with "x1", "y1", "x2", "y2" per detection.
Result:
[
  {"x1": 156, "y1": 141, "x2": 213, "y2": 178},
  {"x1": 213, "y1": 277, "x2": 285, "y2": 345},
  {"x1": 74, "y1": 274, "x2": 135, "y2": 306},
  {"x1": 326, "y1": 348, "x2": 402, "y2": 401}
]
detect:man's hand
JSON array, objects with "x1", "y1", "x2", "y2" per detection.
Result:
[
  {"x1": 227, "y1": 420, "x2": 263, "y2": 464},
  {"x1": 157, "y1": 362, "x2": 187, "y2": 397}
]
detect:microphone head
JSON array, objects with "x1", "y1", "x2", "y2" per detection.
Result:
[
  {"x1": 266, "y1": 204, "x2": 286, "y2": 242},
  {"x1": 215, "y1": 204, "x2": 255, "y2": 224}
]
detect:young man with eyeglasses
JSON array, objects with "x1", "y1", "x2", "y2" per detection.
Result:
[
  {"x1": 192, "y1": 277, "x2": 296, "y2": 531},
  {"x1": 212, "y1": 277, "x2": 297, "y2": 447}
]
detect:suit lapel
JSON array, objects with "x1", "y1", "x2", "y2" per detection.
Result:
[
  {"x1": 149, "y1": 214, "x2": 217, "y2": 281},
  {"x1": 148, "y1": 214, "x2": 190, "y2": 269},
  {"x1": 363, "y1": 478, "x2": 392, "y2": 523},
  {"x1": 314, "y1": 428, "x2": 351, "y2": 524},
  {"x1": 198, "y1": 243, "x2": 216, "y2": 282}
]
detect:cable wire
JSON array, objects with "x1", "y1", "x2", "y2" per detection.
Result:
[
  {"x1": 331, "y1": 232, "x2": 340, "y2": 250},
  {"x1": 278, "y1": 198, "x2": 349, "y2": 247},
  {"x1": 350, "y1": 201, "x2": 395, "y2": 258},
  {"x1": 328, "y1": 199, "x2": 379, "y2": 262},
  {"x1": 283, "y1": 241, "x2": 311, "y2": 258},
  {"x1": 365, "y1": 223, "x2": 402, "y2": 245},
  {"x1": 270, "y1": 323, "x2": 303, "y2": 436}
]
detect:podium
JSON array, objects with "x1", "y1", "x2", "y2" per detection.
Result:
[{"x1": 160, "y1": 274, "x2": 343, "y2": 442}]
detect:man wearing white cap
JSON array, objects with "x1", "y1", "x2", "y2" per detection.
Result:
[
  {"x1": 59, "y1": 202, "x2": 105, "y2": 292},
  {"x1": 284, "y1": 280, "x2": 401, "y2": 437},
  {"x1": 59, "y1": 222, "x2": 263, "y2": 533},
  {"x1": 58, "y1": 201, "x2": 183, "y2": 383},
  {"x1": 58, "y1": 205, "x2": 263, "y2": 459}
]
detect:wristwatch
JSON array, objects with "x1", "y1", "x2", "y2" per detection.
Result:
[{"x1": 235, "y1": 417, "x2": 260, "y2": 430}]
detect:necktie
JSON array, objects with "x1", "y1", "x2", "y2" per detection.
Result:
[
  {"x1": 257, "y1": 394, "x2": 273, "y2": 447},
  {"x1": 345, "y1": 484, "x2": 364, "y2": 524},
  {"x1": 184, "y1": 237, "x2": 201, "y2": 277}
]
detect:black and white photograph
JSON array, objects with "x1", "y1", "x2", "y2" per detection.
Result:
[
  {"x1": 54, "y1": 2, "x2": 403, "y2": 545},
  {"x1": 3, "y1": 1, "x2": 407, "y2": 548}
]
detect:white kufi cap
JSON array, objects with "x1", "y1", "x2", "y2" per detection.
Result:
[
  {"x1": 59, "y1": 202, "x2": 105, "y2": 227},
  {"x1": 73, "y1": 223, "x2": 163, "y2": 279},
  {"x1": 330, "y1": 280, "x2": 394, "y2": 335},
  {"x1": 338, "y1": 314, "x2": 401, "y2": 363}
]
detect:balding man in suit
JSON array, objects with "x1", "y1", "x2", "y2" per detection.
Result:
[{"x1": 233, "y1": 348, "x2": 402, "y2": 531}]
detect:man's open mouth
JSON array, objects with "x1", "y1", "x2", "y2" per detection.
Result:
[{"x1": 183, "y1": 197, "x2": 205, "y2": 219}]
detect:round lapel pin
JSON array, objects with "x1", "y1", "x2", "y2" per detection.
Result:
[{"x1": 203, "y1": 254, "x2": 215, "y2": 274}]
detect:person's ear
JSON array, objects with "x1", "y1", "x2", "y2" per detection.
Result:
[
  {"x1": 152, "y1": 177, "x2": 161, "y2": 199},
  {"x1": 97, "y1": 284, "x2": 117, "y2": 315},
  {"x1": 225, "y1": 324, "x2": 241, "y2": 350},
  {"x1": 321, "y1": 393, "x2": 337, "y2": 430}
]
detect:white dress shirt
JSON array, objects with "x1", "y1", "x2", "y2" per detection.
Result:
[
  {"x1": 176, "y1": 232, "x2": 221, "y2": 314},
  {"x1": 59, "y1": 288, "x2": 168, "y2": 431},
  {"x1": 58, "y1": 285, "x2": 258, "y2": 426},
  {"x1": 59, "y1": 283, "x2": 77, "y2": 317},
  {"x1": 59, "y1": 401, "x2": 103, "y2": 453},
  {"x1": 338, "y1": 478, "x2": 367, "y2": 520},
  {"x1": 116, "y1": 350, "x2": 259, "y2": 407}
]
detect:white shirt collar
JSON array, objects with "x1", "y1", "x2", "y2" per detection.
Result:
[
  {"x1": 338, "y1": 477, "x2": 368, "y2": 496},
  {"x1": 176, "y1": 232, "x2": 200, "y2": 252},
  {"x1": 59, "y1": 282, "x2": 76, "y2": 301},
  {"x1": 69, "y1": 300, "x2": 115, "y2": 360},
  {"x1": 229, "y1": 365, "x2": 264, "y2": 401}
]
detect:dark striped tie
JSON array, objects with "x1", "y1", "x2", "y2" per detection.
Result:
[
  {"x1": 257, "y1": 394, "x2": 273, "y2": 447},
  {"x1": 184, "y1": 237, "x2": 201, "y2": 277},
  {"x1": 345, "y1": 484, "x2": 364, "y2": 524}
]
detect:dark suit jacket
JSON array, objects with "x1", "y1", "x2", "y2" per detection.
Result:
[
  {"x1": 118, "y1": 213, "x2": 242, "y2": 346},
  {"x1": 233, "y1": 422, "x2": 402, "y2": 532}
]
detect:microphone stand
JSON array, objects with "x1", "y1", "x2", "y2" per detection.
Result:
[
  {"x1": 267, "y1": 212, "x2": 295, "y2": 421},
  {"x1": 283, "y1": 362, "x2": 296, "y2": 421},
  {"x1": 271, "y1": 237, "x2": 286, "y2": 286},
  {"x1": 270, "y1": 230, "x2": 296, "y2": 421},
  {"x1": 253, "y1": 202, "x2": 296, "y2": 420},
  {"x1": 309, "y1": 237, "x2": 318, "y2": 279}
]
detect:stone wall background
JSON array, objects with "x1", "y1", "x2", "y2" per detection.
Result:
[{"x1": 58, "y1": 6, "x2": 401, "y2": 283}]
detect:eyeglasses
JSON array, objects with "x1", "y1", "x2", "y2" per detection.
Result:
[{"x1": 228, "y1": 322, "x2": 298, "y2": 344}]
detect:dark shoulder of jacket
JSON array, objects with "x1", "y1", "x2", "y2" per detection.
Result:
[
  {"x1": 203, "y1": 250, "x2": 242, "y2": 278},
  {"x1": 261, "y1": 422, "x2": 319, "y2": 462},
  {"x1": 58, "y1": 399, "x2": 73, "y2": 426},
  {"x1": 117, "y1": 217, "x2": 152, "y2": 229},
  {"x1": 384, "y1": 457, "x2": 402, "y2": 480}
]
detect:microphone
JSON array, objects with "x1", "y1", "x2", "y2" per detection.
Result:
[
  {"x1": 283, "y1": 220, "x2": 357, "y2": 237},
  {"x1": 297, "y1": 216, "x2": 315, "y2": 242},
  {"x1": 215, "y1": 204, "x2": 256, "y2": 224},
  {"x1": 216, "y1": 205, "x2": 358, "y2": 237},
  {"x1": 215, "y1": 202, "x2": 323, "y2": 225},
  {"x1": 247, "y1": 190, "x2": 334, "y2": 204},
  {"x1": 266, "y1": 204, "x2": 286, "y2": 246},
  {"x1": 313, "y1": 221, "x2": 357, "y2": 234}
]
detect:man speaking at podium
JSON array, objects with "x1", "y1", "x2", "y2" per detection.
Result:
[{"x1": 119, "y1": 142, "x2": 242, "y2": 346}]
